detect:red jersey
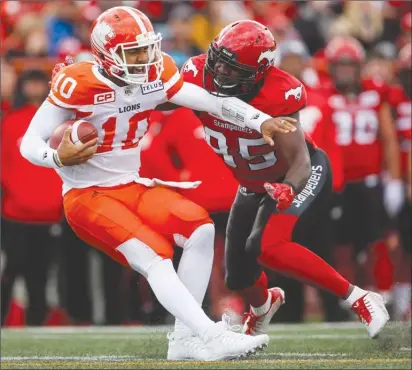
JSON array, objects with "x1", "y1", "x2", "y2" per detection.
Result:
[
  {"x1": 387, "y1": 84, "x2": 411, "y2": 179},
  {"x1": 182, "y1": 54, "x2": 316, "y2": 193},
  {"x1": 300, "y1": 86, "x2": 344, "y2": 192},
  {"x1": 325, "y1": 79, "x2": 388, "y2": 183}
]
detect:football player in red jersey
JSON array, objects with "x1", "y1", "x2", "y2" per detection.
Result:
[
  {"x1": 387, "y1": 43, "x2": 411, "y2": 320},
  {"x1": 181, "y1": 21, "x2": 389, "y2": 338},
  {"x1": 323, "y1": 37, "x2": 402, "y2": 300}
]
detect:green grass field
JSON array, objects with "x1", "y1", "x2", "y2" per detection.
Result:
[{"x1": 1, "y1": 322, "x2": 411, "y2": 369}]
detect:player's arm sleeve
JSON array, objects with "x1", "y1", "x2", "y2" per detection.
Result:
[
  {"x1": 161, "y1": 53, "x2": 185, "y2": 100},
  {"x1": 20, "y1": 100, "x2": 74, "y2": 168},
  {"x1": 168, "y1": 81, "x2": 272, "y2": 133}
]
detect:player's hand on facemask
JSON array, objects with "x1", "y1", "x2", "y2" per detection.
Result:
[
  {"x1": 264, "y1": 182, "x2": 296, "y2": 211},
  {"x1": 261, "y1": 116, "x2": 297, "y2": 146}
]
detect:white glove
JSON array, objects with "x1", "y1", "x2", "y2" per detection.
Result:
[{"x1": 383, "y1": 179, "x2": 405, "y2": 218}]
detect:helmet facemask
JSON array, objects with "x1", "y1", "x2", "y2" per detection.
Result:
[
  {"x1": 109, "y1": 31, "x2": 163, "y2": 85},
  {"x1": 204, "y1": 44, "x2": 262, "y2": 97}
]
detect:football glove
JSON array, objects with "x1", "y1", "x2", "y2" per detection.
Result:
[{"x1": 264, "y1": 182, "x2": 296, "y2": 211}]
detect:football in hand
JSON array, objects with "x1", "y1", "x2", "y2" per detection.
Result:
[{"x1": 49, "y1": 120, "x2": 98, "y2": 149}]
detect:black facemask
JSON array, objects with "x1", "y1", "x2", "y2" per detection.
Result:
[{"x1": 204, "y1": 44, "x2": 261, "y2": 97}]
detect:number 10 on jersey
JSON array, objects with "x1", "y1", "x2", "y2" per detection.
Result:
[{"x1": 97, "y1": 112, "x2": 148, "y2": 153}]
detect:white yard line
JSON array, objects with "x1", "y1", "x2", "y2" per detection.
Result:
[
  {"x1": 3, "y1": 326, "x2": 171, "y2": 334},
  {"x1": 271, "y1": 334, "x2": 366, "y2": 340},
  {"x1": 259, "y1": 352, "x2": 348, "y2": 358},
  {"x1": 1, "y1": 356, "x2": 141, "y2": 362},
  {"x1": 3, "y1": 321, "x2": 409, "y2": 335},
  {"x1": 1, "y1": 322, "x2": 367, "y2": 334},
  {"x1": 1, "y1": 333, "x2": 368, "y2": 340},
  {"x1": 1, "y1": 353, "x2": 349, "y2": 362}
]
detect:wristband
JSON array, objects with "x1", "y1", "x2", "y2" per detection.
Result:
[
  {"x1": 37, "y1": 147, "x2": 62, "y2": 169},
  {"x1": 283, "y1": 181, "x2": 297, "y2": 193},
  {"x1": 53, "y1": 151, "x2": 64, "y2": 168}
]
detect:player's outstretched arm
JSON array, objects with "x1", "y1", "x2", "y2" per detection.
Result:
[{"x1": 168, "y1": 82, "x2": 296, "y2": 146}]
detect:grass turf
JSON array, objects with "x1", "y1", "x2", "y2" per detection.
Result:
[{"x1": 1, "y1": 322, "x2": 411, "y2": 369}]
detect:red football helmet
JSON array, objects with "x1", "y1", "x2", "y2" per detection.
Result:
[
  {"x1": 325, "y1": 36, "x2": 366, "y2": 64},
  {"x1": 90, "y1": 6, "x2": 163, "y2": 85},
  {"x1": 204, "y1": 20, "x2": 276, "y2": 96},
  {"x1": 325, "y1": 36, "x2": 365, "y2": 92}
]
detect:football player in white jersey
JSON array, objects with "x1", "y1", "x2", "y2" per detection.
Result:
[{"x1": 20, "y1": 6, "x2": 295, "y2": 361}]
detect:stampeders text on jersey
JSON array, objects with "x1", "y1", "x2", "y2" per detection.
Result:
[{"x1": 213, "y1": 120, "x2": 253, "y2": 134}]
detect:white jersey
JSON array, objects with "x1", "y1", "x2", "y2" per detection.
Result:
[{"x1": 46, "y1": 56, "x2": 182, "y2": 194}]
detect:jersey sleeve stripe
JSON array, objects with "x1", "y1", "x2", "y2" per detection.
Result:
[
  {"x1": 48, "y1": 90, "x2": 79, "y2": 109},
  {"x1": 164, "y1": 71, "x2": 181, "y2": 91},
  {"x1": 48, "y1": 90, "x2": 94, "y2": 114},
  {"x1": 165, "y1": 78, "x2": 183, "y2": 99}
]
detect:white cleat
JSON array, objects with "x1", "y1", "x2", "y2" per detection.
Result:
[
  {"x1": 351, "y1": 291, "x2": 390, "y2": 338},
  {"x1": 242, "y1": 287, "x2": 285, "y2": 335},
  {"x1": 167, "y1": 332, "x2": 209, "y2": 361},
  {"x1": 201, "y1": 314, "x2": 269, "y2": 361}
]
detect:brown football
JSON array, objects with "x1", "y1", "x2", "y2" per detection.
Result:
[{"x1": 49, "y1": 120, "x2": 98, "y2": 149}]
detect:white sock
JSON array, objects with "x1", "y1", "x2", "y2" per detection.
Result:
[
  {"x1": 173, "y1": 224, "x2": 215, "y2": 334},
  {"x1": 251, "y1": 292, "x2": 271, "y2": 316},
  {"x1": 146, "y1": 258, "x2": 214, "y2": 336},
  {"x1": 345, "y1": 286, "x2": 368, "y2": 306},
  {"x1": 393, "y1": 283, "x2": 411, "y2": 319}
]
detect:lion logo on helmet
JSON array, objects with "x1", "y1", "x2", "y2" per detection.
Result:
[{"x1": 94, "y1": 20, "x2": 116, "y2": 45}]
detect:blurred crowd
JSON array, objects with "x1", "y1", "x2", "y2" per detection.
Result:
[{"x1": 1, "y1": 0, "x2": 411, "y2": 326}]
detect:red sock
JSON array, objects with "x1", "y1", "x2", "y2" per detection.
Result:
[
  {"x1": 373, "y1": 241, "x2": 394, "y2": 292},
  {"x1": 259, "y1": 213, "x2": 350, "y2": 298},
  {"x1": 238, "y1": 272, "x2": 269, "y2": 308}
]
